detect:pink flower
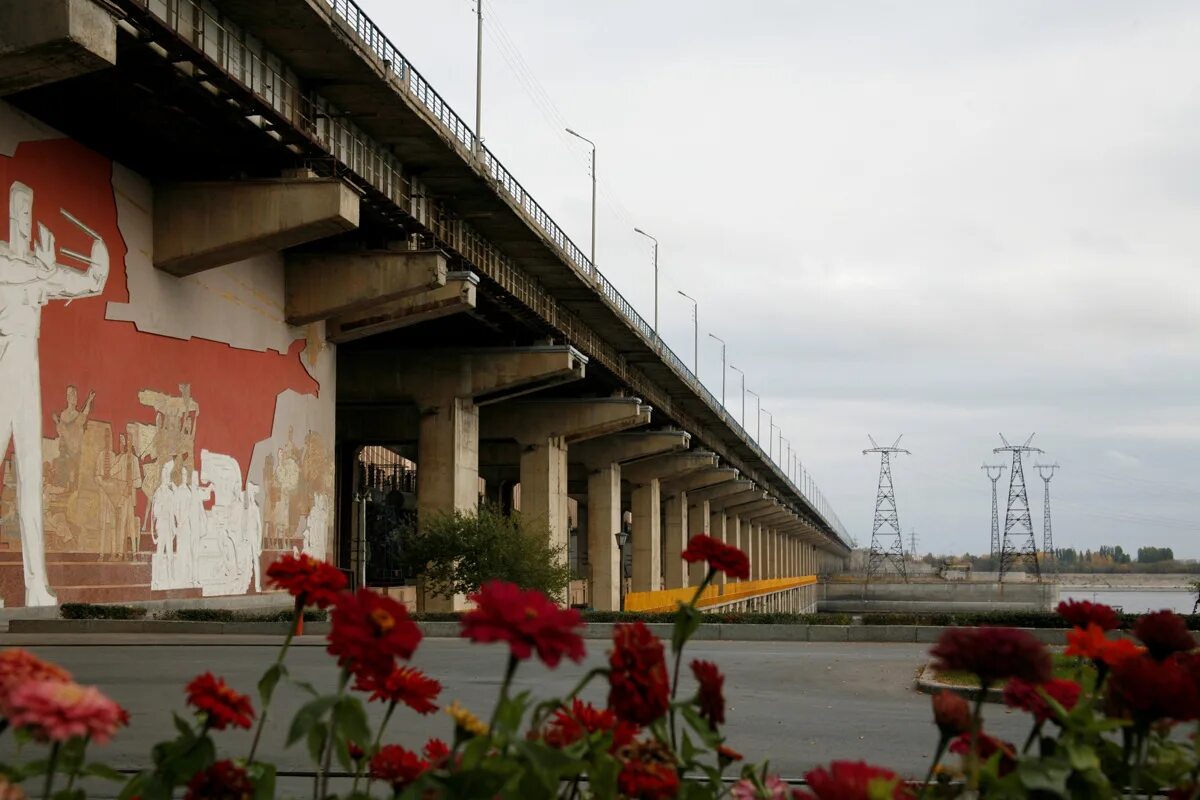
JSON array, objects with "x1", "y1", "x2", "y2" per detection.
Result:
[
  {"x1": 7, "y1": 680, "x2": 127, "y2": 744},
  {"x1": 731, "y1": 774, "x2": 791, "y2": 799}
]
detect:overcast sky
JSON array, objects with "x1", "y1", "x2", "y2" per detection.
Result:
[{"x1": 359, "y1": 0, "x2": 1200, "y2": 558}]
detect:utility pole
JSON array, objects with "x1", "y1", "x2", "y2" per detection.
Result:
[
  {"x1": 474, "y1": 0, "x2": 483, "y2": 154},
  {"x1": 863, "y1": 435, "x2": 910, "y2": 584},
  {"x1": 677, "y1": 290, "x2": 697, "y2": 375},
  {"x1": 1036, "y1": 463, "x2": 1060, "y2": 575},
  {"x1": 564, "y1": 128, "x2": 596, "y2": 267},
  {"x1": 708, "y1": 333, "x2": 726, "y2": 406},
  {"x1": 994, "y1": 434, "x2": 1044, "y2": 582},
  {"x1": 747, "y1": 390, "x2": 760, "y2": 443},
  {"x1": 981, "y1": 464, "x2": 1007, "y2": 563},
  {"x1": 730, "y1": 365, "x2": 745, "y2": 428},
  {"x1": 633, "y1": 228, "x2": 658, "y2": 333}
]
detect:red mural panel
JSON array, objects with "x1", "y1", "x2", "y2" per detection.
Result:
[{"x1": 0, "y1": 136, "x2": 321, "y2": 607}]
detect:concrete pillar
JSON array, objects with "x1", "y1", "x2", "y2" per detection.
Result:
[
  {"x1": 660, "y1": 467, "x2": 736, "y2": 589},
  {"x1": 0, "y1": 0, "x2": 117, "y2": 95},
  {"x1": 663, "y1": 493, "x2": 688, "y2": 589},
  {"x1": 154, "y1": 177, "x2": 361, "y2": 276},
  {"x1": 709, "y1": 509, "x2": 727, "y2": 586},
  {"x1": 687, "y1": 497, "x2": 710, "y2": 586},
  {"x1": 631, "y1": 480, "x2": 661, "y2": 592},
  {"x1": 728, "y1": 515, "x2": 742, "y2": 582}
]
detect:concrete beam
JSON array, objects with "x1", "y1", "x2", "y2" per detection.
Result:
[
  {"x1": 482, "y1": 398, "x2": 651, "y2": 445},
  {"x1": 726, "y1": 499, "x2": 779, "y2": 520},
  {"x1": 708, "y1": 488, "x2": 767, "y2": 512},
  {"x1": 154, "y1": 178, "x2": 360, "y2": 276},
  {"x1": 340, "y1": 346, "x2": 587, "y2": 406},
  {"x1": 572, "y1": 430, "x2": 690, "y2": 469},
  {"x1": 327, "y1": 273, "x2": 477, "y2": 343},
  {"x1": 661, "y1": 467, "x2": 737, "y2": 498},
  {"x1": 285, "y1": 248, "x2": 447, "y2": 325},
  {"x1": 0, "y1": 0, "x2": 116, "y2": 95},
  {"x1": 621, "y1": 450, "x2": 718, "y2": 486},
  {"x1": 687, "y1": 479, "x2": 755, "y2": 504}
]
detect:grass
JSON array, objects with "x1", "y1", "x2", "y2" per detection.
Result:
[{"x1": 929, "y1": 653, "x2": 1097, "y2": 693}]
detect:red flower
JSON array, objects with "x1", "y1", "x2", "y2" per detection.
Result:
[
  {"x1": 423, "y1": 738, "x2": 451, "y2": 767},
  {"x1": 608, "y1": 622, "x2": 670, "y2": 726},
  {"x1": 930, "y1": 627, "x2": 1050, "y2": 687},
  {"x1": 185, "y1": 760, "x2": 254, "y2": 800},
  {"x1": 354, "y1": 666, "x2": 441, "y2": 715},
  {"x1": 369, "y1": 744, "x2": 429, "y2": 791},
  {"x1": 950, "y1": 732, "x2": 1017, "y2": 776},
  {"x1": 460, "y1": 580, "x2": 586, "y2": 668},
  {"x1": 1133, "y1": 610, "x2": 1195, "y2": 661},
  {"x1": 7, "y1": 680, "x2": 128, "y2": 744},
  {"x1": 616, "y1": 741, "x2": 680, "y2": 800},
  {"x1": 541, "y1": 699, "x2": 638, "y2": 751},
  {"x1": 265, "y1": 553, "x2": 347, "y2": 609},
  {"x1": 931, "y1": 690, "x2": 970, "y2": 736},
  {"x1": 1003, "y1": 678, "x2": 1081, "y2": 724},
  {"x1": 185, "y1": 673, "x2": 255, "y2": 730},
  {"x1": 327, "y1": 589, "x2": 422, "y2": 681},
  {"x1": 0, "y1": 649, "x2": 71, "y2": 716},
  {"x1": 690, "y1": 659, "x2": 726, "y2": 727},
  {"x1": 1108, "y1": 653, "x2": 1200, "y2": 723},
  {"x1": 1056, "y1": 599, "x2": 1119, "y2": 632},
  {"x1": 797, "y1": 760, "x2": 913, "y2": 799},
  {"x1": 1065, "y1": 624, "x2": 1145, "y2": 667},
  {"x1": 681, "y1": 534, "x2": 751, "y2": 581}
]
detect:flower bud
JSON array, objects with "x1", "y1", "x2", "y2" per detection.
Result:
[{"x1": 932, "y1": 690, "x2": 971, "y2": 736}]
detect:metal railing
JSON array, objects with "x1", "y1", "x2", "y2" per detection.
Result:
[{"x1": 130, "y1": 0, "x2": 849, "y2": 548}]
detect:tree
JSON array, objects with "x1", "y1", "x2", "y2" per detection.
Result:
[
  {"x1": 1137, "y1": 546, "x2": 1175, "y2": 564},
  {"x1": 402, "y1": 504, "x2": 572, "y2": 601}
]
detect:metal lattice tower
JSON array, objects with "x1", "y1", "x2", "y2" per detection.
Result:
[
  {"x1": 863, "y1": 435, "x2": 909, "y2": 583},
  {"x1": 994, "y1": 434, "x2": 1044, "y2": 582},
  {"x1": 909, "y1": 529, "x2": 919, "y2": 560},
  {"x1": 1035, "y1": 464, "x2": 1060, "y2": 574},
  {"x1": 981, "y1": 464, "x2": 1007, "y2": 562}
]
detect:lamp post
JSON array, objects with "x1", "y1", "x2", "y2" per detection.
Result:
[
  {"x1": 614, "y1": 526, "x2": 630, "y2": 611},
  {"x1": 781, "y1": 437, "x2": 790, "y2": 475},
  {"x1": 677, "y1": 290, "x2": 698, "y2": 375},
  {"x1": 730, "y1": 365, "x2": 745, "y2": 427},
  {"x1": 763, "y1": 409, "x2": 774, "y2": 461},
  {"x1": 747, "y1": 389, "x2": 761, "y2": 444},
  {"x1": 708, "y1": 333, "x2": 726, "y2": 406},
  {"x1": 633, "y1": 227, "x2": 659, "y2": 334},
  {"x1": 565, "y1": 128, "x2": 596, "y2": 268},
  {"x1": 474, "y1": 0, "x2": 483, "y2": 155}
]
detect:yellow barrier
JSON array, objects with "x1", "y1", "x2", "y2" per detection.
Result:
[{"x1": 623, "y1": 575, "x2": 817, "y2": 613}]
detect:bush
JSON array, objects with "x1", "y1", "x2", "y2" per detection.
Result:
[
  {"x1": 403, "y1": 504, "x2": 572, "y2": 600},
  {"x1": 60, "y1": 603, "x2": 147, "y2": 620},
  {"x1": 157, "y1": 608, "x2": 327, "y2": 623}
]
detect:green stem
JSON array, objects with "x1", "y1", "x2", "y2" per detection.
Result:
[
  {"x1": 248, "y1": 602, "x2": 300, "y2": 764},
  {"x1": 918, "y1": 734, "x2": 949, "y2": 800},
  {"x1": 488, "y1": 654, "x2": 520, "y2": 734},
  {"x1": 530, "y1": 668, "x2": 608, "y2": 730},
  {"x1": 43, "y1": 741, "x2": 60, "y2": 800},
  {"x1": 1022, "y1": 719, "x2": 1044, "y2": 755},
  {"x1": 352, "y1": 700, "x2": 397, "y2": 795},
  {"x1": 1129, "y1": 727, "x2": 1148, "y2": 799},
  {"x1": 669, "y1": 569, "x2": 715, "y2": 750},
  {"x1": 967, "y1": 684, "x2": 989, "y2": 791},
  {"x1": 316, "y1": 668, "x2": 351, "y2": 800},
  {"x1": 64, "y1": 734, "x2": 91, "y2": 792}
]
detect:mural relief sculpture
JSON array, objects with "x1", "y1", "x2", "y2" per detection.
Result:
[{"x1": 0, "y1": 181, "x2": 109, "y2": 606}]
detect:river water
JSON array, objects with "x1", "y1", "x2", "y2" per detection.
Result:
[{"x1": 1058, "y1": 589, "x2": 1196, "y2": 614}]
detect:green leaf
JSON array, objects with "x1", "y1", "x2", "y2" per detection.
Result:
[
  {"x1": 1065, "y1": 742, "x2": 1101, "y2": 773},
  {"x1": 286, "y1": 694, "x2": 339, "y2": 746},
  {"x1": 306, "y1": 721, "x2": 327, "y2": 765},
  {"x1": 679, "y1": 705, "x2": 721, "y2": 748},
  {"x1": 588, "y1": 754, "x2": 619, "y2": 800},
  {"x1": 171, "y1": 712, "x2": 196, "y2": 741},
  {"x1": 248, "y1": 762, "x2": 276, "y2": 800},
  {"x1": 333, "y1": 696, "x2": 372, "y2": 749},
  {"x1": 493, "y1": 690, "x2": 531, "y2": 735},
  {"x1": 1017, "y1": 757, "x2": 1071, "y2": 796},
  {"x1": 258, "y1": 663, "x2": 287, "y2": 706},
  {"x1": 680, "y1": 729, "x2": 697, "y2": 766},
  {"x1": 672, "y1": 603, "x2": 702, "y2": 654},
  {"x1": 84, "y1": 762, "x2": 127, "y2": 782}
]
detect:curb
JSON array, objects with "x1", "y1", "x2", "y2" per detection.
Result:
[
  {"x1": 913, "y1": 663, "x2": 1004, "y2": 703},
  {"x1": 7, "y1": 619, "x2": 332, "y2": 636}
]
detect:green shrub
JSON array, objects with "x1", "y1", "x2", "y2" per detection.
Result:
[
  {"x1": 60, "y1": 603, "x2": 147, "y2": 620},
  {"x1": 158, "y1": 608, "x2": 326, "y2": 623}
]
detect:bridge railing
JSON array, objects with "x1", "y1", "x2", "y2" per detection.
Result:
[{"x1": 136, "y1": 0, "x2": 849, "y2": 547}]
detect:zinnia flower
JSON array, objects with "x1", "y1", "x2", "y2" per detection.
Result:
[
  {"x1": 616, "y1": 740, "x2": 680, "y2": 800},
  {"x1": 185, "y1": 673, "x2": 255, "y2": 730},
  {"x1": 444, "y1": 700, "x2": 489, "y2": 737},
  {"x1": 731, "y1": 774, "x2": 791, "y2": 800},
  {"x1": 540, "y1": 698, "x2": 638, "y2": 751},
  {"x1": 327, "y1": 589, "x2": 422, "y2": 681},
  {"x1": 797, "y1": 760, "x2": 913, "y2": 799},
  {"x1": 7, "y1": 680, "x2": 127, "y2": 744},
  {"x1": 265, "y1": 553, "x2": 347, "y2": 609},
  {"x1": 1133, "y1": 610, "x2": 1195, "y2": 661},
  {"x1": 1108, "y1": 653, "x2": 1200, "y2": 723},
  {"x1": 0, "y1": 776, "x2": 23, "y2": 800},
  {"x1": 1065, "y1": 624, "x2": 1144, "y2": 668},
  {"x1": 460, "y1": 580, "x2": 585, "y2": 668},
  {"x1": 185, "y1": 760, "x2": 254, "y2": 800},
  {"x1": 681, "y1": 534, "x2": 751, "y2": 580},
  {"x1": 0, "y1": 649, "x2": 71, "y2": 716},
  {"x1": 369, "y1": 744, "x2": 429, "y2": 791},
  {"x1": 608, "y1": 622, "x2": 670, "y2": 726},
  {"x1": 930, "y1": 626, "x2": 1050, "y2": 687},
  {"x1": 1057, "y1": 599, "x2": 1119, "y2": 632},
  {"x1": 950, "y1": 732, "x2": 1017, "y2": 777},
  {"x1": 423, "y1": 738, "x2": 451, "y2": 767},
  {"x1": 354, "y1": 666, "x2": 441, "y2": 714},
  {"x1": 690, "y1": 659, "x2": 726, "y2": 727},
  {"x1": 1002, "y1": 678, "x2": 1081, "y2": 724},
  {"x1": 931, "y1": 690, "x2": 970, "y2": 737}
]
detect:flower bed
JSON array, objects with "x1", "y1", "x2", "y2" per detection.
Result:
[{"x1": 4, "y1": 552, "x2": 1200, "y2": 797}]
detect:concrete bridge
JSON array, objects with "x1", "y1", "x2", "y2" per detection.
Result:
[{"x1": 0, "y1": 0, "x2": 849, "y2": 611}]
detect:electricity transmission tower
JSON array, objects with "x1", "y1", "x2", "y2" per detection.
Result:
[
  {"x1": 994, "y1": 434, "x2": 1044, "y2": 582},
  {"x1": 981, "y1": 464, "x2": 1007, "y2": 562},
  {"x1": 863, "y1": 435, "x2": 909, "y2": 583},
  {"x1": 909, "y1": 529, "x2": 919, "y2": 560},
  {"x1": 1036, "y1": 464, "x2": 1060, "y2": 575}
]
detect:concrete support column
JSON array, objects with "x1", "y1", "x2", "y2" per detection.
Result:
[
  {"x1": 687, "y1": 498, "x2": 711, "y2": 586},
  {"x1": 753, "y1": 525, "x2": 764, "y2": 580},
  {"x1": 417, "y1": 397, "x2": 480, "y2": 519},
  {"x1": 631, "y1": 480, "x2": 662, "y2": 592},
  {"x1": 663, "y1": 493, "x2": 688, "y2": 589},
  {"x1": 709, "y1": 509, "x2": 727, "y2": 586},
  {"x1": 586, "y1": 465, "x2": 622, "y2": 612},
  {"x1": 519, "y1": 438, "x2": 570, "y2": 555}
]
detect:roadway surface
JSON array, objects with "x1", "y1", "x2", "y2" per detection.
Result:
[{"x1": 0, "y1": 635, "x2": 1033, "y2": 786}]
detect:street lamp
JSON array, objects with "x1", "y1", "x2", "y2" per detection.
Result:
[
  {"x1": 766, "y1": 412, "x2": 776, "y2": 462},
  {"x1": 616, "y1": 512, "x2": 632, "y2": 611},
  {"x1": 633, "y1": 228, "x2": 659, "y2": 334},
  {"x1": 781, "y1": 437, "x2": 790, "y2": 473},
  {"x1": 730, "y1": 365, "x2": 745, "y2": 427},
  {"x1": 677, "y1": 290, "x2": 698, "y2": 375},
  {"x1": 565, "y1": 128, "x2": 596, "y2": 268},
  {"x1": 708, "y1": 333, "x2": 726, "y2": 406},
  {"x1": 747, "y1": 389, "x2": 761, "y2": 443}
]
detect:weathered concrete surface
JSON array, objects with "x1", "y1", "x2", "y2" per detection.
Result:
[
  {"x1": 284, "y1": 248, "x2": 447, "y2": 324},
  {"x1": 327, "y1": 273, "x2": 478, "y2": 342},
  {"x1": 0, "y1": 0, "x2": 116, "y2": 95}
]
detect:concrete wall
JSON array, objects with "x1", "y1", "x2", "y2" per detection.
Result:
[
  {"x1": 0, "y1": 101, "x2": 336, "y2": 608},
  {"x1": 820, "y1": 580, "x2": 1057, "y2": 612}
]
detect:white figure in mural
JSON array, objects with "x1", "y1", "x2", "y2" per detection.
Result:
[
  {"x1": 0, "y1": 181, "x2": 109, "y2": 606},
  {"x1": 244, "y1": 482, "x2": 263, "y2": 592},
  {"x1": 301, "y1": 493, "x2": 330, "y2": 559}
]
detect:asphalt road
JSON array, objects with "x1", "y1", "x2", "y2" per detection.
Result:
[{"x1": 0, "y1": 635, "x2": 1034, "y2": 783}]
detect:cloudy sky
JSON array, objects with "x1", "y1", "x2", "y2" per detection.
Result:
[{"x1": 360, "y1": 0, "x2": 1200, "y2": 558}]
